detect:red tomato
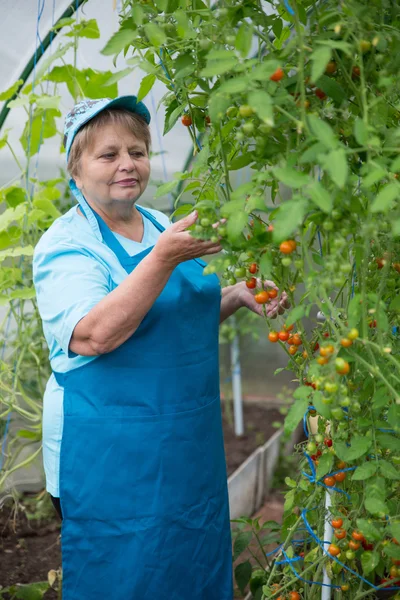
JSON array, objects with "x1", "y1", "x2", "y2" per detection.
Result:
[
  {"x1": 278, "y1": 330, "x2": 290, "y2": 342},
  {"x1": 268, "y1": 331, "x2": 279, "y2": 343},
  {"x1": 334, "y1": 471, "x2": 346, "y2": 483},
  {"x1": 254, "y1": 291, "x2": 270, "y2": 304},
  {"x1": 335, "y1": 529, "x2": 346, "y2": 540},
  {"x1": 280, "y1": 240, "x2": 296, "y2": 254},
  {"x1": 352, "y1": 66, "x2": 361, "y2": 79},
  {"x1": 249, "y1": 263, "x2": 258, "y2": 274},
  {"x1": 332, "y1": 518, "x2": 343, "y2": 529},
  {"x1": 292, "y1": 334, "x2": 302, "y2": 346},
  {"x1": 349, "y1": 540, "x2": 360, "y2": 551},
  {"x1": 246, "y1": 278, "x2": 257, "y2": 289},
  {"x1": 328, "y1": 543, "x2": 341, "y2": 556},
  {"x1": 268, "y1": 288, "x2": 278, "y2": 299},
  {"x1": 324, "y1": 476, "x2": 336, "y2": 487},
  {"x1": 352, "y1": 531, "x2": 365, "y2": 542},
  {"x1": 270, "y1": 67, "x2": 284, "y2": 82},
  {"x1": 289, "y1": 592, "x2": 301, "y2": 600},
  {"x1": 181, "y1": 114, "x2": 192, "y2": 126},
  {"x1": 324, "y1": 438, "x2": 333, "y2": 447},
  {"x1": 315, "y1": 88, "x2": 327, "y2": 99}
]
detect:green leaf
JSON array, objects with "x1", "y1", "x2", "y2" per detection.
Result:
[
  {"x1": 103, "y1": 68, "x2": 133, "y2": 86},
  {"x1": 387, "y1": 404, "x2": 400, "y2": 433},
  {"x1": 272, "y1": 198, "x2": 309, "y2": 242},
  {"x1": 0, "y1": 246, "x2": 34, "y2": 262},
  {"x1": 247, "y1": 90, "x2": 274, "y2": 126},
  {"x1": 201, "y1": 56, "x2": 237, "y2": 77},
  {"x1": 208, "y1": 93, "x2": 231, "y2": 123},
  {"x1": 234, "y1": 561, "x2": 252, "y2": 595},
  {"x1": 371, "y1": 183, "x2": 399, "y2": 213},
  {"x1": 378, "y1": 459, "x2": 400, "y2": 480},
  {"x1": 391, "y1": 523, "x2": 400, "y2": 542},
  {"x1": 299, "y1": 143, "x2": 326, "y2": 164},
  {"x1": 383, "y1": 544, "x2": 400, "y2": 560},
  {"x1": 310, "y1": 47, "x2": 331, "y2": 84},
  {"x1": 259, "y1": 253, "x2": 273, "y2": 278},
  {"x1": 365, "y1": 497, "x2": 389, "y2": 516},
  {"x1": 235, "y1": 22, "x2": 252, "y2": 58},
  {"x1": 284, "y1": 393, "x2": 309, "y2": 434},
  {"x1": 233, "y1": 531, "x2": 253, "y2": 560},
  {"x1": 227, "y1": 212, "x2": 248, "y2": 241},
  {"x1": 101, "y1": 28, "x2": 136, "y2": 55},
  {"x1": 170, "y1": 204, "x2": 193, "y2": 219},
  {"x1": 285, "y1": 305, "x2": 306, "y2": 328},
  {"x1": 307, "y1": 181, "x2": 333, "y2": 213},
  {"x1": 0, "y1": 204, "x2": 26, "y2": 232},
  {"x1": 316, "y1": 452, "x2": 333, "y2": 479},
  {"x1": 362, "y1": 168, "x2": 387, "y2": 188},
  {"x1": 352, "y1": 462, "x2": 377, "y2": 480},
  {"x1": 308, "y1": 115, "x2": 338, "y2": 150},
  {"x1": 273, "y1": 167, "x2": 311, "y2": 188},
  {"x1": 315, "y1": 74, "x2": 347, "y2": 104},
  {"x1": 137, "y1": 74, "x2": 156, "y2": 102},
  {"x1": 9, "y1": 288, "x2": 36, "y2": 300},
  {"x1": 218, "y1": 78, "x2": 249, "y2": 95},
  {"x1": 132, "y1": 5, "x2": 144, "y2": 25},
  {"x1": 65, "y1": 18, "x2": 100, "y2": 39},
  {"x1": 334, "y1": 436, "x2": 372, "y2": 462},
  {"x1": 361, "y1": 551, "x2": 380, "y2": 575},
  {"x1": 35, "y1": 95, "x2": 61, "y2": 110},
  {"x1": 0, "y1": 79, "x2": 23, "y2": 101},
  {"x1": 283, "y1": 488, "x2": 296, "y2": 512},
  {"x1": 353, "y1": 118, "x2": 368, "y2": 146},
  {"x1": 163, "y1": 102, "x2": 185, "y2": 135},
  {"x1": 229, "y1": 154, "x2": 254, "y2": 171},
  {"x1": 376, "y1": 433, "x2": 399, "y2": 452},
  {"x1": 322, "y1": 148, "x2": 348, "y2": 189},
  {"x1": 356, "y1": 519, "x2": 382, "y2": 542},
  {"x1": 14, "y1": 582, "x2": 49, "y2": 600},
  {"x1": 144, "y1": 23, "x2": 167, "y2": 46},
  {"x1": 154, "y1": 180, "x2": 180, "y2": 199},
  {"x1": 312, "y1": 391, "x2": 331, "y2": 419}
]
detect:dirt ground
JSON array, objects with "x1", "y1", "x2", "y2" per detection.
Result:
[{"x1": 0, "y1": 402, "x2": 284, "y2": 597}]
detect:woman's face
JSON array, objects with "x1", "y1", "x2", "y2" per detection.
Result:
[{"x1": 74, "y1": 121, "x2": 151, "y2": 210}]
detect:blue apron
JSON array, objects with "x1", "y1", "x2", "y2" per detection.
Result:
[{"x1": 53, "y1": 196, "x2": 233, "y2": 600}]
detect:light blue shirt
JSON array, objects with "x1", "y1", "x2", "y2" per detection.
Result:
[{"x1": 33, "y1": 204, "x2": 171, "y2": 497}]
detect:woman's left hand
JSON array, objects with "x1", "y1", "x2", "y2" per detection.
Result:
[{"x1": 236, "y1": 279, "x2": 290, "y2": 318}]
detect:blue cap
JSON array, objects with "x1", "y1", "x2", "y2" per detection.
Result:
[{"x1": 63, "y1": 95, "x2": 151, "y2": 159}]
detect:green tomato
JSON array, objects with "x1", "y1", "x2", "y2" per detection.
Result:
[
  {"x1": 234, "y1": 267, "x2": 247, "y2": 278},
  {"x1": 242, "y1": 122, "x2": 255, "y2": 136},
  {"x1": 294, "y1": 259, "x2": 303, "y2": 269},
  {"x1": 323, "y1": 220, "x2": 334, "y2": 231},
  {"x1": 351, "y1": 401, "x2": 361, "y2": 413},
  {"x1": 236, "y1": 131, "x2": 245, "y2": 142},
  {"x1": 259, "y1": 123, "x2": 272, "y2": 134},
  {"x1": 340, "y1": 397, "x2": 351, "y2": 408},
  {"x1": 218, "y1": 226, "x2": 227, "y2": 237},
  {"x1": 194, "y1": 224, "x2": 203, "y2": 234},
  {"x1": 225, "y1": 34, "x2": 235, "y2": 45},
  {"x1": 331, "y1": 210, "x2": 342, "y2": 220},
  {"x1": 239, "y1": 104, "x2": 254, "y2": 118},
  {"x1": 199, "y1": 38, "x2": 211, "y2": 51},
  {"x1": 331, "y1": 407, "x2": 344, "y2": 420},
  {"x1": 281, "y1": 257, "x2": 292, "y2": 267},
  {"x1": 210, "y1": 235, "x2": 219, "y2": 243},
  {"x1": 203, "y1": 264, "x2": 217, "y2": 275},
  {"x1": 340, "y1": 263, "x2": 352, "y2": 274},
  {"x1": 228, "y1": 277, "x2": 237, "y2": 286},
  {"x1": 325, "y1": 382, "x2": 338, "y2": 394},
  {"x1": 226, "y1": 106, "x2": 238, "y2": 118},
  {"x1": 345, "y1": 550, "x2": 356, "y2": 561},
  {"x1": 200, "y1": 218, "x2": 211, "y2": 227},
  {"x1": 322, "y1": 396, "x2": 333, "y2": 405},
  {"x1": 315, "y1": 434, "x2": 324, "y2": 444},
  {"x1": 307, "y1": 441, "x2": 317, "y2": 454}
]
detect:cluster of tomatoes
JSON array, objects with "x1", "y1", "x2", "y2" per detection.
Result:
[{"x1": 268, "y1": 324, "x2": 302, "y2": 356}]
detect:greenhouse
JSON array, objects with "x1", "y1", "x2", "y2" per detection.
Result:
[{"x1": 0, "y1": 0, "x2": 399, "y2": 599}]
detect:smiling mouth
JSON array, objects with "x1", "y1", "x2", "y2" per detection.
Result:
[{"x1": 114, "y1": 179, "x2": 138, "y2": 185}]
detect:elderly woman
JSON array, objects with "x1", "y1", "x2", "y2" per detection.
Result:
[{"x1": 33, "y1": 95, "x2": 288, "y2": 600}]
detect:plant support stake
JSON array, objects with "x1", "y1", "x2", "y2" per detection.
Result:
[{"x1": 230, "y1": 325, "x2": 244, "y2": 437}]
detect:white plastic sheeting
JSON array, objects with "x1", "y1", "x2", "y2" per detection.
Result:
[{"x1": 0, "y1": 0, "x2": 193, "y2": 211}]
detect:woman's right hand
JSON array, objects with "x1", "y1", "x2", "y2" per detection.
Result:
[{"x1": 153, "y1": 211, "x2": 223, "y2": 268}]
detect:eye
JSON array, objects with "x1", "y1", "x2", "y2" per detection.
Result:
[
  {"x1": 101, "y1": 153, "x2": 115, "y2": 159},
  {"x1": 130, "y1": 151, "x2": 144, "y2": 157}
]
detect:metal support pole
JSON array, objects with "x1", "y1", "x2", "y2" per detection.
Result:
[
  {"x1": 230, "y1": 330, "x2": 244, "y2": 437},
  {"x1": 321, "y1": 490, "x2": 333, "y2": 600}
]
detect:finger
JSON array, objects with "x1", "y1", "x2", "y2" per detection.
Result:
[
  {"x1": 174, "y1": 211, "x2": 198, "y2": 231},
  {"x1": 211, "y1": 218, "x2": 227, "y2": 229},
  {"x1": 202, "y1": 245, "x2": 223, "y2": 255},
  {"x1": 262, "y1": 280, "x2": 279, "y2": 291}
]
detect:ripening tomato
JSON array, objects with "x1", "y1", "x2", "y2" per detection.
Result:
[
  {"x1": 346, "y1": 550, "x2": 356, "y2": 560},
  {"x1": 348, "y1": 328, "x2": 359, "y2": 340},
  {"x1": 270, "y1": 67, "x2": 284, "y2": 82},
  {"x1": 335, "y1": 529, "x2": 346, "y2": 540},
  {"x1": 352, "y1": 531, "x2": 365, "y2": 542},
  {"x1": 292, "y1": 334, "x2": 302, "y2": 346},
  {"x1": 348, "y1": 540, "x2": 360, "y2": 551},
  {"x1": 268, "y1": 288, "x2": 278, "y2": 299},
  {"x1": 181, "y1": 114, "x2": 192, "y2": 126},
  {"x1": 255, "y1": 291, "x2": 270, "y2": 304},
  {"x1": 393, "y1": 262, "x2": 400, "y2": 273},
  {"x1": 341, "y1": 584, "x2": 350, "y2": 591},
  {"x1": 352, "y1": 66, "x2": 361, "y2": 79},
  {"x1": 317, "y1": 356, "x2": 329, "y2": 365},
  {"x1": 284, "y1": 324, "x2": 294, "y2": 332},
  {"x1": 336, "y1": 461, "x2": 346, "y2": 469},
  {"x1": 325, "y1": 61, "x2": 337, "y2": 74},
  {"x1": 205, "y1": 115, "x2": 211, "y2": 125},
  {"x1": 324, "y1": 476, "x2": 336, "y2": 487},
  {"x1": 332, "y1": 518, "x2": 343, "y2": 529},
  {"x1": 246, "y1": 278, "x2": 257, "y2": 289},
  {"x1": 289, "y1": 345, "x2": 298, "y2": 355},
  {"x1": 280, "y1": 240, "x2": 296, "y2": 254},
  {"x1": 289, "y1": 592, "x2": 301, "y2": 600},
  {"x1": 302, "y1": 350, "x2": 308, "y2": 359},
  {"x1": 249, "y1": 263, "x2": 258, "y2": 274},
  {"x1": 334, "y1": 471, "x2": 346, "y2": 483},
  {"x1": 320, "y1": 345, "x2": 334, "y2": 357},
  {"x1": 268, "y1": 331, "x2": 279, "y2": 343},
  {"x1": 315, "y1": 88, "x2": 327, "y2": 100},
  {"x1": 328, "y1": 543, "x2": 341, "y2": 556},
  {"x1": 268, "y1": 224, "x2": 274, "y2": 232},
  {"x1": 341, "y1": 338, "x2": 352, "y2": 348},
  {"x1": 278, "y1": 330, "x2": 290, "y2": 342},
  {"x1": 369, "y1": 319, "x2": 377, "y2": 328},
  {"x1": 335, "y1": 358, "x2": 350, "y2": 375}
]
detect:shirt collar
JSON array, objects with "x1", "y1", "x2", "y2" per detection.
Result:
[{"x1": 68, "y1": 179, "x2": 103, "y2": 242}]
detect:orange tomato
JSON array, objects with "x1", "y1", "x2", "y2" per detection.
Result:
[
  {"x1": 279, "y1": 330, "x2": 290, "y2": 342},
  {"x1": 317, "y1": 356, "x2": 329, "y2": 365},
  {"x1": 328, "y1": 543, "x2": 341, "y2": 556},
  {"x1": 320, "y1": 345, "x2": 334, "y2": 357},
  {"x1": 270, "y1": 67, "x2": 284, "y2": 82},
  {"x1": 325, "y1": 61, "x2": 337, "y2": 74},
  {"x1": 334, "y1": 471, "x2": 346, "y2": 483},
  {"x1": 332, "y1": 518, "x2": 343, "y2": 529},
  {"x1": 268, "y1": 331, "x2": 279, "y2": 343},
  {"x1": 292, "y1": 334, "x2": 302, "y2": 346},
  {"x1": 268, "y1": 288, "x2": 278, "y2": 299},
  {"x1": 246, "y1": 278, "x2": 257, "y2": 289},
  {"x1": 324, "y1": 476, "x2": 336, "y2": 487},
  {"x1": 340, "y1": 338, "x2": 352, "y2": 348},
  {"x1": 280, "y1": 240, "x2": 296, "y2": 254},
  {"x1": 255, "y1": 291, "x2": 270, "y2": 304},
  {"x1": 352, "y1": 531, "x2": 365, "y2": 542},
  {"x1": 289, "y1": 345, "x2": 298, "y2": 355},
  {"x1": 349, "y1": 540, "x2": 360, "y2": 551},
  {"x1": 289, "y1": 592, "x2": 301, "y2": 600},
  {"x1": 284, "y1": 324, "x2": 294, "y2": 332},
  {"x1": 335, "y1": 529, "x2": 346, "y2": 540}
]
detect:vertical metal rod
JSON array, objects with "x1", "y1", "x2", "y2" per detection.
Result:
[
  {"x1": 230, "y1": 331, "x2": 244, "y2": 437},
  {"x1": 322, "y1": 490, "x2": 333, "y2": 600}
]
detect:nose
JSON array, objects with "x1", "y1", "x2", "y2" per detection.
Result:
[{"x1": 118, "y1": 152, "x2": 136, "y2": 172}]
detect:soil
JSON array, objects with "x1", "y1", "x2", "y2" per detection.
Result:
[{"x1": 0, "y1": 402, "x2": 284, "y2": 597}]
